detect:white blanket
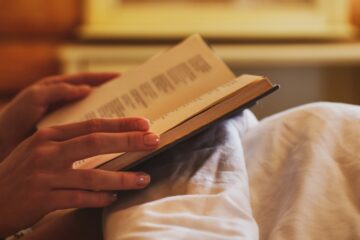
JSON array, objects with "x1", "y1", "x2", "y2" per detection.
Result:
[
  {"x1": 104, "y1": 102, "x2": 360, "y2": 240},
  {"x1": 244, "y1": 102, "x2": 360, "y2": 239}
]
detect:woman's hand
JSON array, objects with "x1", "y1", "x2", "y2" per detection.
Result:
[
  {"x1": 0, "y1": 73, "x2": 119, "y2": 160},
  {"x1": 0, "y1": 117, "x2": 159, "y2": 237}
]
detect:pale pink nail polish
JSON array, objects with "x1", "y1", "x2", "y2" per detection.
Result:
[
  {"x1": 143, "y1": 133, "x2": 160, "y2": 146},
  {"x1": 136, "y1": 173, "x2": 151, "y2": 187}
]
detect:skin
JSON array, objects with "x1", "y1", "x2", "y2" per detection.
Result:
[{"x1": 0, "y1": 73, "x2": 159, "y2": 237}]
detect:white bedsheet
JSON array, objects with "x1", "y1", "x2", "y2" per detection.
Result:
[
  {"x1": 244, "y1": 102, "x2": 360, "y2": 239},
  {"x1": 104, "y1": 102, "x2": 360, "y2": 240}
]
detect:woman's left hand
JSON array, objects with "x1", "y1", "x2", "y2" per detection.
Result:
[{"x1": 0, "y1": 73, "x2": 119, "y2": 160}]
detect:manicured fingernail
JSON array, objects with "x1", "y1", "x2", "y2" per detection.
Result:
[
  {"x1": 112, "y1": 193, "x2": 119, "y2": 200},
  {"x1": 143, "y1": 133, "x2": 160, "y2": 146},
  {"x1": 137, "y1": 119, "x2": 150, "y2": 131},
  {"x1": 136, "y1": 173, "x2": 151, "y2": 187}
]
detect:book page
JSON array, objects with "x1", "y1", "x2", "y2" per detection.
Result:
[
  {"x1": 150, "y1": 74, "x2": 263, "y2": 134},
  {"x1": 71, "y1": 75, "x2": 264, "y2": 169},
  {"x1": 39, "y1": 35, "x2": 265, "y2": 170},
  {"x1": 39, "y1": 34, "x2": 235, "y2": 128}
]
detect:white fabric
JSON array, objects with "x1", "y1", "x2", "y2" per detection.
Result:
[
  {"x1": 103, "y1": 110, "x2": 259, "y2": 240},
  {"x1": 104, "y1": 102, "x2": 360, "y2": 240},
  {"x1": 244, "y1": 102, "x2": 360, "y2": 240}
]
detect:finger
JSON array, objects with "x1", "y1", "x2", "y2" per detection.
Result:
[
  {"x1": 52, "y1": 169, "x2": 151, "y2": 191},
  {"x1": 33, "y1": 82, "x2": 92, "y2": 106},
  {"x1": 42, "y1": 72, "x2": 120, "y2": 86},
  {"x1": 50, "y1": 118, "x2": 150, "y2": 141},
  {"x1": 49, "y1": 190, "x2": 117, "y2": 210},
  {"x1": 57, "y1": 132, "x2": 160, "y2": 165}
]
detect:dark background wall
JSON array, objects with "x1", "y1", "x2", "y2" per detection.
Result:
[{"x1": 0, "y1": 0, "x2": 82, "y2": 98}]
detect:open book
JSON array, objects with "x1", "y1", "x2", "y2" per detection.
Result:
[{"x1": 39, "y1": 35, "x2": 278, "y2": 171}]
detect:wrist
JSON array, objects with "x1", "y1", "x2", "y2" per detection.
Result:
[
  {"x1": 0, "y1": 112, "x2": 10, "y2": 162},
  {"x1": 0, "y1": 106, "x2": 26, "y2": 161},
  {"x1": 0, "y1": 120, "x2": 14, "y2": 162}
]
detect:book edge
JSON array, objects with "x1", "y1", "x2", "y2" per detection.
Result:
[{"x1": 98, "y1": 79, "x2": 278, "y2": 171}]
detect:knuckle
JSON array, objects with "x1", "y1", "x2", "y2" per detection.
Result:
[
  {"x1": 84, "y1": 134, "x2": 102, "y2": 149},
  {"x1": 29, "y1": 147, "x2": 48, "y2": 162},
  {"x1": 28, "y1": 144, "x2": 57, "y2": 166},
  {"x1": 125, "y1": 134, "x2": 136, "y2": 149},
  {"x1": 71, "y1": 192, "x2": 85, "y2": 206},
  {"x1": 117, "y1": 118, "x2": 132, "y2": 130},
  {"x1": 25, "y1": 85, "x2": 44, "y2": 103},
  {"x1": 55, "y1": 83, "x2": 74, "y2": 95},
  {"x1": 33, "y1": 128, "x2": 53, "y2": 141},
  {"x1": 86, "y1": 119, "x2": 103, "y2": 132},
  {"x1": 117, "y1": 173, "x2": 127, "y2": 187},
  {"x1": 125, "y1": 134, "x2": 143, "y2": 149},
  {"x1": 121, "y1": 118, "x2": 142, "y2": 131},
  {"x1": 90, "y1": 192, "x2": 113, "y2": 207},
  {"x1": 96, "y1": 193, "x2": 112, "y2": 206}
]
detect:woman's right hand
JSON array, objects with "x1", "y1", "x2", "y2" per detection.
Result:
[{"x1": 0, "y1": 117, "x2": 160, "y2": 237}]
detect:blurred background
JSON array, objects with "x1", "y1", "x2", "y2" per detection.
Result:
[{"x1": 0, "y1": 0, "x2": 359, "y2": 118}]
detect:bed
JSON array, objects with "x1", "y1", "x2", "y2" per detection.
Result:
[
  {"x1": 104, "y1": 102, "x2": 360, "y2": 240},
  {"x1": 18, "y1": 102, "x2": 360, "y2": 240}
]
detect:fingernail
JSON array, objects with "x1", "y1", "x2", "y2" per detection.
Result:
[
  {"x1": 112, "y1": 193, "x2": 119, "y2": 201},
  {"x1": 136, "y1": 173, "x2": 151, "y2": 187},
  {"x1": 143, "y1": 133, "x2": 160, "y2": 146},
  {"x1": 137, "y1": 119, "x2": 150, "y2": 131}
]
